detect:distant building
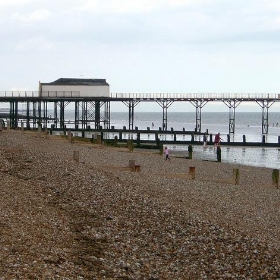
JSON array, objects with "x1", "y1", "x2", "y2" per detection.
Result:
[{"x1": 39, "y1": 78, "x2": 110, "y2": 98}]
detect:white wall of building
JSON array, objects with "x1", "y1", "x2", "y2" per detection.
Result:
[{"x1": 40, "y1": 85, "x2": 110, "y2": 97}]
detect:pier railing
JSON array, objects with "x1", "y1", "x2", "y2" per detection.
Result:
[
  {"x1": 0, "y1": 91, "x2": 279, "y2": 100},
  {"x1": 0, "y1": 91, "x2": 39, "y2": 97},
  {"x1": 113, "y1": 93, "x2": 280, "y2": 100}
]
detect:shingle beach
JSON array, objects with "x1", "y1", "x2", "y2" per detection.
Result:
[{"x1": 0, "y1": 130, "x2": 280, "y2": 279}]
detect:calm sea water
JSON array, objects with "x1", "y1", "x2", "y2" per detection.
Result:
[
  {"x1": 62, "y1": 111, "x2": 280, "y2": 169},
  {"x1": 109, "y1": 111, "x2": 280, "y2": 143}
]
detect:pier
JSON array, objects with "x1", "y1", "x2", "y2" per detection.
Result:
[
  {"x1": 0, "y1": 91, "x2": 279, "y2": 132},
  {"x1": 0, "y1": 91, "x2": 279, "y2": 146}
]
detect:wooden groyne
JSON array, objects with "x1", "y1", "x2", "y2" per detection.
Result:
[{"x1": 47, "y1": 127, "x2": 280, "y2": 148}]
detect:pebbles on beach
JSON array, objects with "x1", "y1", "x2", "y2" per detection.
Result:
[{"x1": 0, "y1": 130, "x2": 280, "y2": 279}]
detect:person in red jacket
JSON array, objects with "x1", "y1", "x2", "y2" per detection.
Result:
[{"x1": 214, "y1": 132, "x2": 222, "y2": 147}]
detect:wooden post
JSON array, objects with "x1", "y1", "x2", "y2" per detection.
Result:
[
  {"x1": 233, "y1": 168, "x2": 240, "y2": 185},
  {"x1": 21, "y1": 121, "x2": 24, "y2": 131},
  {"x1": 97, "y1": 134, "x2": 102, "y2": 144},
  {"x1": 0, "y1": 120, "x2": 2, "y2": 131},
  {"x1": 38, "y1": 125, "x2": 41, "y2": 136},
  {"x1": 189, "y1": 166, "x2": 195, "y2": 179},
  {"x1": 272, "y1": 169, "x2": 279, "y2": 188},
  {"x1": 188, "y1": 145, "x2": 193, "y2": 159},
  {"x1": 44, "y1": 128, "x2": 49, "y2": 139},
  {"x1": 137, "y1": 132, "x2": 140, "y2": 146},
  {"x1": 135, "y1": 165, "x2": 141, "y2": 172},
  {"x1": 217, "y1": 146, "x2": 221, "y2": 162},
  {"x1": 73, "y1": 151, "x2": 79, "y2": 162},
  {"x1": 67, "y1": 130, "x2": 72, "y2": 142},
  {"x1": 7, "y1": 120, "x2": 10, "y2": 130},
  {"x1": 129, "y1": 160, "x2": 135, "y2": 171},
  {"x1": 127, "y1": 139, "x2": 134, "y2": 152}
]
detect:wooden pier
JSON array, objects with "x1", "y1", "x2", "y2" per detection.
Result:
[{"x1": 46, "y1": 127, "x2": 280, "y2": 148}]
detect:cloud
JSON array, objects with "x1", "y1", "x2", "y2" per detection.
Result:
[
  {"x1": 15, "y1": 37, "x2": 53, "y2": 51},
  {"x1": 0, "y1": 0, "x2": 38, "y2": 7},
  {"x1": 77, "y1": 0, "x2": 199, "y2": 14},
  {"x1": 10, "y1": 9, "x2": 51, "y2": 23}
]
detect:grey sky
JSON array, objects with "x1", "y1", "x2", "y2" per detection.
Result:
[{"x1": 1, "y1": 0, "x2": 280, "y2": 111}]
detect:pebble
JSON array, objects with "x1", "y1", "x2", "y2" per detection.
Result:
[{"x1": 0, "y1": 130, "x2": 280, "y2": 278}]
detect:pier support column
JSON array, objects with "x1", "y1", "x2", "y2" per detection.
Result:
[
  {"x1": 9, "y1": 101, "x2": 18, "y2": 128},
  {"x1": 190, "y1": 100, "x2": 207, "y2": 133},
  {"x1": 53, "y1": 102, "x2": 58, "y2": 129},
  {"x1": 38, "y1": 101, "x2": 42, "y2": 128},
  {"x1": 74, "y1": 101, "x2": 79, "y2": 129},
  {"x1": 256, "y1": 98, "x2": 275, "y2": 135},
  {"x1": 103, "y1": 101, "x2": 110, "y2": 129},
  {"x1": 123, "y1": 101, "x2": 140, "y2": 130},
  {"x1": 43, "y1": 101, "x2": 48, "y2": 128},
  {"x1": 95, "y1": 101, "x2": 101, "y2": 129},
  {"x1": 26, "y1": 102, "x2": 30, "y2": 129},
  {"x1": 74, "y1": 100, "x2": 110, "y2": 130},
  {"x1": 59, "y1": 101, "x2": 65, "y2": 129},
  {"x1": 58, "y1": 101, "x2": 70, "y2": 130},
  {"x1": 32, "y1": 101, "x2": 37, "y2": 129},
  {"x1": 223, "y1": 99, "x2": 241, "y2": 134},
  {"x1": 156, "y1": 100, "x2": 174, "y2": 131}
]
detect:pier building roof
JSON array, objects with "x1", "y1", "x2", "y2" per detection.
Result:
[{"x1": 40, "y1": 78, "x2": 109, "y2": 86}]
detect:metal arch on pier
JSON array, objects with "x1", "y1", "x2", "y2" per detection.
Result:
[
  {"x1": 156, "y1": 100, "x2": 174, "y2": 131},
  {"x1": 189, "y1": 100, "x2": 208, "y2": 133},
  {"x1": 256, "y1": 99, "x2": 275, "y2": 134},
  {"x1": 223, "y1": 99, "x2": 241, "y2": 134},
  {"x1": 122, "y1": 100, "x2": 140, "y2": 130}
]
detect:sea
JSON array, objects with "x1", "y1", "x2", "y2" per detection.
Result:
[
  {"x1": 108, "y1": 111, "x2": 280, "y2": 170},
  {"x1": 33, "y1": 110, "x2": 280, "y2": 169}
]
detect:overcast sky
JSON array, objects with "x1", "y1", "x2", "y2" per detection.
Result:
[{"x1": 1, "y1": 0, "x2": 280, "y2": 111}]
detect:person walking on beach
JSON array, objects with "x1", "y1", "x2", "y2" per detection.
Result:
[
  {"x1": 164, "y1": 147, "x2": 170, "y2": 161},
  {"x1": 203, "y1": 133, "x2": 208, "y2": 148},
  {"x1": 214, "y1": 132, "x2": 222, "y2": 147}
]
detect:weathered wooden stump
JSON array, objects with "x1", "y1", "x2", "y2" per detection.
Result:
[
  {"x1": 73, "y1": 151, "x2": 79, "y2": 162},
  {"x1": 129, "y1": 160, "x2": 136, "y2": 171},
  {"x1": 272, "y1": 169, "x2": 279, "y2": 188},
  {"x1": 38, "y1": 125, "x2": 41, "y2": 136},
  {"x1": 67, "y1": 130, "x2": 73, "y2": 143},
  {"x1": 233, "y1": 168, "x2": 240, "y2": 185},
  {"x1": 189, "y1": 166, "x2": 195, "y2": 179}
]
